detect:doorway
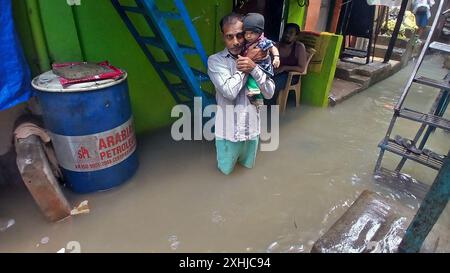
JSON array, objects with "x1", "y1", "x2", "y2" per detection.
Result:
[{"x1": 233, "y1": 0, "x2": 288, "y2": 41}]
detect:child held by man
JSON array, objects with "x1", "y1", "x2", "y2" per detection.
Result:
[{"x1": 241, "y1": 13, "x2": 280, "y2": 109}]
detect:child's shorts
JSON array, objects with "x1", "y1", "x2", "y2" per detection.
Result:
[{"x1": 215, "y1": 137, "x2": 259, "y2": 175}]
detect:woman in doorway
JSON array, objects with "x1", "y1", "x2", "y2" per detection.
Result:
[{"x1": 267, "y1": 23, "x2": 307, "y2": 105}]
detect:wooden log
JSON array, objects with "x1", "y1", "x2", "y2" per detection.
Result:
[{"x1": 15, "y1": 135, "x2": 71, "y2": 222}]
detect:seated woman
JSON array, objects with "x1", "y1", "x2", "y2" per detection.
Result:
[{"x1": 267, "y1": 23, "x2": 307, "y2": 105}]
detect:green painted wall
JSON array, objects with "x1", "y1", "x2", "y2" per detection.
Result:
[
  {"x1": 287, "y1": 0, "x2": 307, "y2": 29},
  {"x1": 13, "y1": 1, "x2": 332, "y2": 132},
  {"x1": 13, "y1": 0, "x2": 232, "y2": 134},
  {"x1": 301, "y1": 32, "x2": 342, "y2": 107},
  {"x1": 12, "y1": 0, "x2": 40, "y2": 76},
  {"x1": 13, "y1": 0, "x2": 50, "y2": 75},
  {"x1": 38, "y1": 0, "x2": 84, "y2": 62}
]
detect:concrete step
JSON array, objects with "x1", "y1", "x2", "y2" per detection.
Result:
[
  {"x1": 348, "y1": 74, "x2": 371, "y2": 88},
  {"x1": 335, "y1": 59, "x2": 397, "y2": 86},
  {"x1": 329, "y1": 78, "x2": 364, "y2": 106},
  {"x1": 354, "y1": 61, "x2": 391, "y2": 77},
  {"x1": 334, "y1": 61, "x2": 361, "y2": 79},
  {"x1": 332, "y1": 58, "x2": 403, "y2": 106},
  {"x1": 376, "y1": 35, "x2": 409, "y2": 48},
  {"x1": 374, "y1": 44, "x2": 405, "y2": 61}
]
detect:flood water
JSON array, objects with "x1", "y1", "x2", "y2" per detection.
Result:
[{"x1": 0, "y1": 55, "x2": 449, "y2": 253}]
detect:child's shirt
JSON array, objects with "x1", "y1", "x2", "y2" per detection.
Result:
[
  {"x1": 243, "y1": 33, "x2": 274, "y2": 57},
  {"x1": 243, "y1": 33, "x2": 275, "y2": 76}
]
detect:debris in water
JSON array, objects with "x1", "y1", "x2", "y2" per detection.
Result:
[
  {"x1": 318, "y1": 229, "x2": 326, "y2": 236},
  {"x1": 0, "y1": 218, "x2": 15, "y2": 232},
  {"x1": 351, "y1": 174, "x2": 361, "y2": 185},
  {"x1": 384, "y1": 103, "x2": 394, "y2": 110},
  {"x1": 433, "y1": 237, "x2": 440, "y2": 253},
  {"x1": 266, "y1": 242, "x2": 280, "y2": 253},
  {"x1": 66, "y1": 241, "x2": 82, "y2": 253},
  {"x1": 212, "y1": 211, "x2": 225, "y2": 224},
  {"x1": 168, "y1": 235, "x2": 180, "y2": 251},
  {"x1": 366, "y1": 241, "x2": 379, "y2": 252},
  {"x1": 41, "y1": 237, "x2": 50, "y2": 244},
  {"x1": 170, "y1": 241, "x2": 180, "y2": 250},
  {"x1": 286, "y1": 244, "x2": 304, "y2": 253},
  {"x1": 294, "y1": 218, "x2": 298, "y2": 229},
  {"x1": 71, "y1": 200, "x2": 90, "y2": 215}
]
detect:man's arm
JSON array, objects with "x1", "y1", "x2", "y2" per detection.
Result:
[
  {"x1": 208, "y1": 55, "x2": 246, "y2": 101},
  {"x1": 245, "y1": 44, "x2": 266, "y2": 62}
]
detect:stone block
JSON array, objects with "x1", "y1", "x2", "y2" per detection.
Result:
[{"x1": 311, "y1": 190, "x2": 446, "y2": 253}]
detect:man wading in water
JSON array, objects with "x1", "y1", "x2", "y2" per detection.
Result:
[{"x1": 207, "y1": 13, "x2": 275, "y2": 175}]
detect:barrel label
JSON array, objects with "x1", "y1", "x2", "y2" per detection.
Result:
[{"x1": 50, "y1": 118, "x2": 137, "y2": 172}]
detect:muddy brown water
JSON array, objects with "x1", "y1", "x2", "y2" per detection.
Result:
[{"x1": 0, "y1": 55, "x2": 449, "y2": 253}]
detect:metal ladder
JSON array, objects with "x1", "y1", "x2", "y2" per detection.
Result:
[
  {"x1": 111, "y1": 0, "x2": 214, "y2": 106},
  {"x1": 374, "y1": 0, "x2": 449, "y2": 177}
]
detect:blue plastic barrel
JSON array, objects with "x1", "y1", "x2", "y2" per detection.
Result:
[{"x1": 32, "y1": 71, "x2": 138, "y2": 193}]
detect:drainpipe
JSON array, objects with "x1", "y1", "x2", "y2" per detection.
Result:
[{"x1": 25, "y1": 0, "x2": 50, "y2": 72}]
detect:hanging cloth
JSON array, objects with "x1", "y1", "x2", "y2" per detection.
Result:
[
  {"x1": 345, "y1": 0, "x2": 376, "y2": 38},
  {"x1": 0, "y1": 0, "x2": 32, "y2": 111}
]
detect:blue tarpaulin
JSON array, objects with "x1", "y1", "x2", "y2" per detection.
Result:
[{"x1": 0, "y1": 0, "x2": 32, "y2": 111}]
